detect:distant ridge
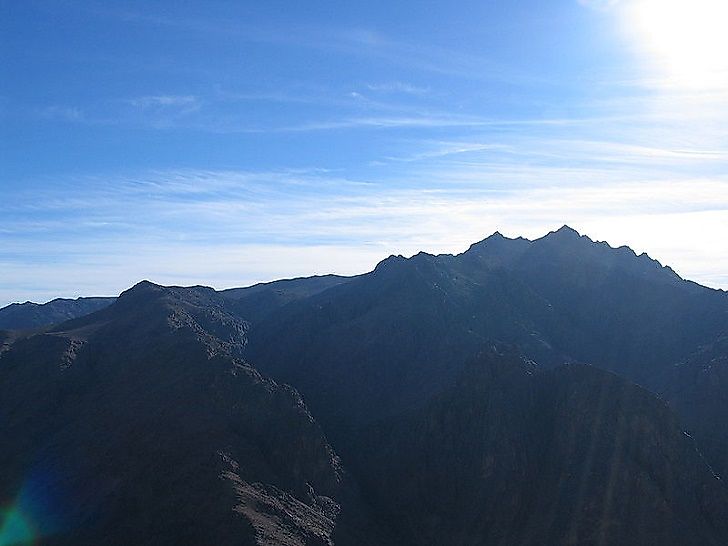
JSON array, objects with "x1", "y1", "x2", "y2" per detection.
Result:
[{"x1": 0, "y1": 296, "x2": 116, "y2": 330}]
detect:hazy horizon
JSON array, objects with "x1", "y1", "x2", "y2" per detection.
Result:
[{"x1": 1, "y1": 224, "x2": 723, "y2": 307}]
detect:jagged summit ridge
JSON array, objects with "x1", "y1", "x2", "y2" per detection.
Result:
[{"x1": 0, "y1": 226, "x2": 707, "y2": 334}]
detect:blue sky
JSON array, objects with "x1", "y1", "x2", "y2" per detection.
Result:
[{"x1": 1, "y1": 0, "x2": 727, "y2": 306}]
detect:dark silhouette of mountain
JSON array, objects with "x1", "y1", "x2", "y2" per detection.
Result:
[
  {"x1": 349, "y1": 347, "x2": 728, "y2": 546},
  {"x1": 0, "y1": 281, "x2": 384, "y2": 545},
  {"x1": 0, "y1": 296, "x2": 116, "y2": 330},
  {"x1": 0, "y1": 275, "x2": 350, "y2": 332},
  {"x1": 245, "y1": 226, "x2": 728, "y2": 436},
  {"x1": 221, "y1": 274, "x2": 353, "y2": 323},
  {"x1": 3, "y1": 226, "x2": 728, "y2": 545}
]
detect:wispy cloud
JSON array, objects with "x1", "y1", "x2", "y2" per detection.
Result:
[
  {"x1": 36, "y1": 105, "x2": 85, "y2": 122},
  {"x1": 381, "y1": 141, "x2": 512, "y2": 163},
  {"x1": 366, "y1": 82, "x2": 430, "y2": 95},
  {"x1": 2, "y1": 165, "x2": 727, "y2": 306},
  {"x1": 127, "y1": 95, "x2": 198, "y2": 108},
  {"x1": 271, "y1": 115, "x2": 496, "y2": 132},
  {"x1": 74, "y1": 5, "x2": 531, "y2": 85}
]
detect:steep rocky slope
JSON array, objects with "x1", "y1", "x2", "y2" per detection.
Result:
[
  {"x1": 661, "y1": 332, "x2": 728, "y2": 478},
  {"x1": 0, "y1": 281, "x2": 381, "y2": 545},
  {"x1": 349, "y1": 348, "x2": 728, "y2": 546}
]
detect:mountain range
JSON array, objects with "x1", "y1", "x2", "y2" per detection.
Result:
[
  {"x1": 0, "y1": 297, "x2": 115, "y2": 331},
  {"x1": 2, "y1": 226, "x2": 727, "y2": 545}
]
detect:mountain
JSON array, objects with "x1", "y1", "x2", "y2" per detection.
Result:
[
  {"x1": 0, "y1": 281, "x2": 384, "y2": 545},
  {"x1": 349, "y1": 347, "x2": 728, "y2": 546},
  {"x1": 0, "y1": 274, "x2": 349, "y2": 333},
  {"x1": 3, "y1": 226, "x2": 728, "y2": 545},
  {"x1": 245, "y1": 226, "x2": 728, "y2": 435},
  {"x1": 661, "y1": 332, "x2": 728, "y2": 478},
  {"x1": 0, "y1": 297, "x2": 116, "y2": 330},
  {"x1": 0, "y1": 275, "x2": 350, "y2": 333},
  {"x1": 220, "y1": 275, "x2": 353, "y2": 323}
]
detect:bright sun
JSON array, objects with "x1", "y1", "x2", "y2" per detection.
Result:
[{"x1": 628, "y1": 0, "x2": 728, "y2": 87}]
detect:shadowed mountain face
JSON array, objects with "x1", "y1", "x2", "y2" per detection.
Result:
[
  {"x1": 221, "y1": 275, "x2": 353, "y2": 323},
  {"x1": 2, "y1": 227, "x2": 728, "y2": 545},
  {"x1": 245, "y1": 226, "x2": 728, "y2": 435},
  {"x1": 350, "y1": 348, "x2": 728, "y2": 546},
  {"x1": 0, "y1": 297, "x2": 116, "y2": 331},
  {"x1": 0, "y1": 275, "x2": 349, "y2": 332},
  {"x1": 0, "y1": 282, "x2": 382, "y2": 546},
  {"x1": 661, "y1": 332, "x2": 728, "y2": 478}
]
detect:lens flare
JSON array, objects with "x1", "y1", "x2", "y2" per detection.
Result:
[
  {"x1": 0, "y1": 466, "x2": 75, "y2": 545},
  {"x1": 0, "y1": 506, "x2": 37, "y2": 546}
]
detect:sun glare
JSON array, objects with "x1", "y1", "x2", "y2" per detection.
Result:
[{"x1": 629, "y1": 0, "x2": 728, "y2": 87}]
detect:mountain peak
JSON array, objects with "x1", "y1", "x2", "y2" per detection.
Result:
[
  {"x1": 551, "y1": 225, "x2": 581, "y2": 238},
  {"x1": 465, "y1": 230, "x2": 513, "y2": 252},
  {"x1": 117, "y1": 280, "x2": 165, "y2": 301},
  {"x1": 374, "y1": 254, "x2": 407, "y2": 272},
  {"x1": 534, "y1": 225, "x2": 589, "y2": 247}
]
